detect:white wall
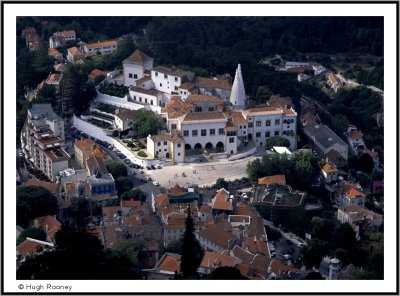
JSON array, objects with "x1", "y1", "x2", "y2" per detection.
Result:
[
  {"x1": 124, "y1": 63, "x2": 144, "y2": 87},
  {"x1": 151, "y1": 71, "x2": 181, "y2": 94},
  {"x1": 96, "y1": 93, "x2": 161, "y2": 114},
  {"x1": 181, "y1": 121, "x2": 226, "y2": 150}
]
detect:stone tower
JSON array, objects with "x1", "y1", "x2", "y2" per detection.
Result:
[{"x1": 229, "y1": 64, "x2": 246, "y2": 108}]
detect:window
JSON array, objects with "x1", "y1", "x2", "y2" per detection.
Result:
[
  {"x1": 134, "y1": 74, "x2": 138, "y2": 79},
  {"x1": 248, "y1": 122, "x2": 253, "y2": 128},
  {"x1": 133, "y1": 96, "x2": 136, "y2": 101},
  {"x1": 145, "y1": 99, "x2": 148, "y2": 104},
  {"x1": 160, "y1": 83, "x2": 162, "y2": 87},
  {"x1": 210, "y1": 129, "x2": 215, "y2": 135},
  {"x1": 229, "y1": 137, "x2": 235, "y2": 143},
  {"x1": 178, "y1": 152, "x2": 181, "y2": 156},
  {"x1": 239, "y1": 125, "x2": 242, "y2": 129},
  {"x1": 218, "y1": 128, "x2": 224, "y2": 135},
  {"x1": 256, "y1": 132, "x2": 261, "y2": 138},
  {"x1": 201, "y1": 129, "x2": 207, "y2": 136},
  {"x1": 172, "y1": 124, "x2": 177, "y2": 130},
  {"x1": 151, "y1": 100, "x2": 153, "y2": 105},
  {"x1": 183, "y1": 130, "x2": 189, "y2": 137},
  {"x1": 155, "y1": 72, "x2": 158, "y2": 77},
  {"x1": 164, "y1": 74, "x2": 168, "y2": 79},
  {"x1": 164, "y1": 141, "x2": 167, "y2": 145},
  {"x1": 174, "y1": 86, "x2": 178, "y2": 91},
  {"x1": 129, "y1": 73, "x2": 133, "y2": 78},
  {"x1": 291, "y1": 118, "x2": 295, "y2": 123},
  {"x1": 265, "y1": 120, "x2": 271, "y2": 126},
  {"x1": 227, "y1": 131, "x2": 236, "y2": 136},
  {"x1": 208, "y1": 107, "x2": 214, "y2": 111},
  {"x1": 265, "y1": 131, "x2": 270, "y2": 137},
  {"x1": 164, "y1": 149, "x2": 167, "y2": 152},
  {"x1": 157, "y1": 142, "x2": 161, "y2": 146},
  {"x1": 275, "y1": 119, "x2": 280, "y2": 125},
  {"x1": 275, "y1": 130, "x2": 279, "y2": 136},
  {"x1": 139, "y1": 97, "x2": 142, "y2": 102},
  {"x1": 192, "y1": 130, "x2": 198, "y2": 137},
  {"x1": 175, "y1": 77, "x2": 178, "y2": 82},
  {"x1": 256, "y1": 121, "x2": 261, "y2": 127},
  {"x1": 177, "y1": 143, "x2": 181, "y2": 148}
]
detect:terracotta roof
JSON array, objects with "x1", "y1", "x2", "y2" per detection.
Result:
[
  {"x1": 102, "y1": 206, "x2": 121, "y2": 220},
  {"x1": 155, "y1": 194, "x2": 169, "y2": 208},
  {"x1": 115, "y1": 108, "x2": 136, "y2": 121},
  {"x1": 123, "y1": 49, "x2": 152, "y2": 64},
  {"x1": 135, "y1": 75, "x2": 152, "y2": 84},
  {"x1": 258, "y1": 175, "x2": 286, "y2": 185},
  {"x1": 229, "y1": 111, "x2": 247, "y2": 125},
  {"x1": 269, "y1": 260, "x2": 301, "y2": 276},
  {"x1": 48, "y1": 48, "x2": 62, "y2": 58},
  {"x1": 186, "y1": 94, "x2": 224, "y2": 104},
  {"x1": 349, "y1": 130, "x2": 364, "y2": 140},
  {"x1": 121, "y1": 200, "x2": 142, "y2": 208},
  {"x1": 149, "y1": 134, "x2": 184, "y2": 143},
  {"x1": 328, "y1": 73, "x2": 340, "y2": 85},
  {"x1": 244, "y1": 238, "x2": 268, "y2": 255},
  {"x1": 74, "y1": 138, "x2": 96, "y2": 151},
  {"x1": 339, "y1": 204, "x2": 382, "y2": 221},
  {"x1": 200, "y1": 204, "x2": 212, "y2": 213},
  {"x1": 24, "y1": 179, "x2": 58, "y2": 195},
  {"x1": 180, "y1": 112, "x2": 227, "y2": 123},
  {"x1": 156, "y1": 253, "x2": 181, "y2": 273},
  {"x1": 91, "y1": 147, "x2": 111, "y2": 160},
  {"x1": 322, "y1": 163, "x2": 337, "y2": 173},
  {"x1": 229, "y1": 215, "x2": 250, "y2": 223},
  {"x1": 194, "y1": 76, "x2": 232, "y2": 90},
  {"x1": 198, "y1": 223, "x2": 236, "y2": 249},
  {"x1": 68, "y1": 46, "x2": 84, "y2": 58},
  {"x1": 54, "y1": 64, "x2": 65, "y2": 72},
  {"x1": 43, "y1": 148, "x2": 70, "y2": 162},
  {"x1": 346, "y1": 187, "x2": 366, "y2": 199},
  {"x1": 234, "y1": 204, "x2": 258, "y2": 218},
  {"x1": 17, "y1": 239, "x2": 47, "y2": 255},
  {"x1": 129, "y1": 86, "x2": 161, "y2": 96},
  {"x1": 31, "y1": 215, "x2": 61, "y2": 239},
  {"x1": 59, "y1": 30, "x2": 76, "y2": 37},
  {"x1": 46, "y1": 73, "x2": 63, "y2": 85},
  {"x1": 200, "y1": 251, "x2": 236, "y2": 269},
  {"x1": 245, "y1": 107, "x2": 283, "y2": 116},
  {"x1": 267, "y1": 95, "x2": 293, "y2": 108},
  {"x1": 88, "y1": 69, "x2": 109, "y2": 80},
  {"x1": 165, "y1": 216, "x2": 186, "y2": 230},
  {"x1": 212, "y1": 189, "x2": 232, "y2": 211},
  {"x1": 85, "y1": 40, "x2": 117, "y2": 49},
  {"x1": 179, "y1": 82, "x2": 196, "y2": 91},
  {"x1": 231, "y1": 245, "x2": 255, "y2": 263}
]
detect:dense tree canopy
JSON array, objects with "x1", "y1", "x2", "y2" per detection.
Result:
[
  {"x1": 121, "y1": 189, "x2": 146, "y2": 202},
  {"x1": 112, "y1": 239, "x2": 146, "y2": 267},
  {"x1": 106, "y1": 161, "x2": 128, "y2": 178},
  {"x1": 17, "y1": 186, "x2": 59, "y2": 227},
  {"x1": 266, "y1": 136, "x2": 291, "y2": 150},
  {"x1": 17, "y1": 227, "x2": 47, "y2": 246},
  {"x1": 130, "y1": 109, "x2": 163, "y2": 139}
]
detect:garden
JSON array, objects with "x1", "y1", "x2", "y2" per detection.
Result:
[{"x1": 99, "y1": 83, "x2": 129, "y2": 98}]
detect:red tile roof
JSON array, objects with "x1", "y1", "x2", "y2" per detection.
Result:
[
  {"x1": 194, "y1": 76, "x2": 232, "y2": 90},
  {"x1": 186, "y1": 94, "x2": 224, "y2": 104},
  {"x1": 322, "y1": 163, "x2": 337, "y2": 174},
  {"x1": 31, "y1": 215, "x2": 61, "y2": 239},
  {"x1": 123, "y1": 49, "x2": 152, "y2": 64},
  {"x1": 74, "y1": 138, "x2": 96, "y2": 151},
  {"x1": 349, "y1": 130, "x2": 364, "y2": 140},
  {"x1": 258, "y1": 175, "x2": 286, "y2": 185},
  {"x1": 86, "y1": 40, "x2": 117, "y2": 49},
  {"x1": 24, "y1": 179, "x2": 58, "y2": 195},
  {"x1": 157, "y1": 253, "x2": 181, "y2": 273},
  {"x1": 199, "y1": 251, "x2": 236, "y2": 269},
  {"x1": 43, "y1": 148, "x2": 70, "y2": 162}
]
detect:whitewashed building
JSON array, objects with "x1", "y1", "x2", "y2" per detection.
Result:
[
  {"x1": 146, "y1": 134, "x2": 185, "y2": 163},
  {"x1": 229, "y1": 64, "x2": 246, "y2": 108},
  {"x1": 123, "y1": 49, "x2": 154, "y2": 87},
  {"x1": 83, "y1": 40, "x2": 118, "y2": 55},
  {"x1": 151, "y1": 66, "x2": 195, "y2": 95}
]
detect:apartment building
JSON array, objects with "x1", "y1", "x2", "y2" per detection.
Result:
[{"x1": 83, "y1": 40, "x2": 118, "y2": 55}]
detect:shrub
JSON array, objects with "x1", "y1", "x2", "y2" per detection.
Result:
[{"x1": 137, "y1": 151, "x2": 147, "y2": 158}]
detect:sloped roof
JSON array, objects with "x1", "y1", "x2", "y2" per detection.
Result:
[
  {"x1": 198, "y1": 223, "x2": 236, "y2": 249},
  {"x1": 24, "y1": 179, "x2": 59, "y2": 196},
  {"x1": 258, "y1": 175, "x2": 286, "y2": 185},
  {"x1": 85, "y1": 40, "x2": 117, "y2": 49},
  {"x1": 244, "y1": 238, "x2": 268, "y2": 255},
  {"x1": 199, "y1": 251, "x2": 236, "y2": 269},
  {"x1": 30, "y1": 215, "x2": 61, "y2": 239},
  {"x1": 194, "y1": 76, "x2": 232, "y2": 90},
  {"x1": 186, "y1": 94, "x2": 224, "y2": 104},
  {"x1": 231, "y1": 245, "x2": 255, "y2": 264},
  {"x1": 155, "y1": 253, "x2": 181, "y2": 273},
  {"x1": 123, "y1": 49, "x2": 152, "y2": 64},
  {"x1": 322, "y1": 163, "x2": 338, "y2": 174}
]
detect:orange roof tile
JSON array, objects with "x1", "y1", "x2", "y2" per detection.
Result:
[
  {"x1": 74, "y1": 138, "x2": 96, "y2": 151},
  {"x1": 244, "y1": 238, "x2": 268, "y2": 255},
  {"x1": 186, "y1": 94, "x2": 224, "y2": 104},
  {"x1": 24, "y1": 179, "x2": 58, "y2": 195},
  {"x1": 17, "y1": 239, "x2": 46, "y2": 255},
  {"x1": 121, "y1": 200, "x2": 142, "y2": 208},
  {"x1": 258, "y1": 175, "x2": 286, "y2": 185},
  {"x1": 31, "y1": 215, "x2": 61, "y2": 239},
  {"x1": 349, "y1": 130, "x2": 364, "y2": 140},
  {"x1": 322, "y1": 163, "x2": 338, "y2": 173},
  {"x1": 155, "y1": 194, "x2": 169, "y2": 208},
  {"x1": 194, "y1": 76, "x2": 232, "y2": 90},
  {"x1": 157, "y1": 253, "x2": 181, "y2": 272},
  {"x1": 346, "y1": 187, "x2": 366, "y2": 199},
  {"x1": 86, "y1": 40, "x2": 117, "y2": 49}
]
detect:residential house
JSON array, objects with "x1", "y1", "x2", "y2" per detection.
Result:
[
  {"x1": 304, "y1": 124, "x2": 348, "y2": 161},
  {"x1": 336, "y1": 181, "x2": 366, "y2": 208},
  {"x1": 321, "y1": 163, "x2": 338, "y2": 183},
  {"x1": 49, "y1": 30, "x2": 76, "y2": 48},
  {"x1": 86, "y1": 156, "x2": 117, "y2": 201},
  {"x1": 21, "y1": 104, "x2": 70, "y2": 181},
  {"x1": 267, "y1": 95, "x2": 293, "y2": 109},
  {"x1": 194, "y1": 76, "x2": 232, "y2": 100},
  {"x1": 83, "y1": 40, "x2": 118, "y2": 55},
  {"x1": 196, "y1": 222, "x2": 238, "y2": 253},
  {"x1": 198, "y1": 251, "x2": 239, "y2": 275},
  {"x1": 45, "y1": 73, "x2": 63, "y2": 93},
  {"x1": 30, "y1": 215, "x2": 62, "y2": 243},
  {"x1": 151, "y1": 66, "x2": 195, "y2": 95},
  {"x1": 123, "y1": 49, "x2": 154, "y2": 87},
  {"x1": 154, "y1": 252, "x2": 181, "y2": 275},
  {"x1": 327, "y1": 72, "x2": 342, "y2": 93},
  {"x1": 146, "y1": 134, "x2": 185, "y2": 163},
  {"x1": 129, "y1": 86, "x2": 164, "y2": 107},
  {"x1": 67, "y1": 46, "x2": 85, "y2": 64},
  {"x1": 54, "y1": 63, "x2": 66, "y2": 73},
  {"x1": 347, "y1": 125, "x2": 365, "y2": 153},
  {"x1": 311, "y1": 64, "x2": 327, "y2": 75},
  {"x1": 74, "y1": 139, "x2": 111, "y2": 168},
  {"x1": 48, "y1": 48, "x2": 63, "y2": 61},
  {"x1": 88, "y1": 69, "x2": 109, "y2": 83},
  {"x1": 210, "y1": 188, "x2": 233, "y2": 215},
  {"x1": 23, "y1": 179, "x2": 60, "y2": 197}
]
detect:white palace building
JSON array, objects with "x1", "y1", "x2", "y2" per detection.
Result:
[{"x1": 98, "y1": 50, "x2": 298, "y2": 163}]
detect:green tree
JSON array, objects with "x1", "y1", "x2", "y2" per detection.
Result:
[
  {"x1": 255, "y1": 86, "x2": 272, "y2": 103},
  {"x1": 115, "y1": 177, "x2": 134, "y2": 196},
  {"x1": 17, "y1": 186, "x2": 58, "y2": 227},
  {"x1": 358, "y1": 153, "x2": 374, "y2": 173},
  {"x1": 69, "y1": 197, "x2": 90, "y2": 227},
  {"x1": 311, "y1": 216, "x2": 325, "y2": 239},
  {"x1": 121, "y1": 189, "x2": 146, "y2": 202},
  {"x1": 106, "y1": 161, "x2": 128, "y2": 178},
  {"x1": 112, "y1": 239, "x2": 146, "y2": 267},
  {"x1": 331, "y1": 114, "x2": 349, "y2": 135},
  {"x1": 214, "y1": 177, "x2": 229, "y2": 190},
  {"x1": 36, "y1": 84, "x2": 57, "y2": 102},
  {"x1": 17, "y1": 227, "x2": 47, "y2": 245},
  {"x1": 301, "y1": 239, "x2": 329, "y2": 269},
  {"x1": 166, "y1": 240, "x2": 184, "y2": 254},
  {"x1": 180, "y1": 206, "x2": 203, "y2": 279},
  {"x1": 207, "y1": 267, "x2": 247, "y2": 279},
  {"x1": 130, "y1": 109, "x2": 163, "y2": 138},
  {"x1": 333, "y1": 223, "x2": 357, "y2": 250},
  {"x1": 265, "y1": 136, "x2": 290, "y2": 150}
]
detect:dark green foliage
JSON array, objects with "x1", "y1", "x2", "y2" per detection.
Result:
[
  {"x1": 130, "y1": 109, "x2": 163, "y2": 138},
  {"x1": 106, "y1": 161, "x2": 128, "y2": 178},
  {"x1": 180, "y1": 207, "x2": 203, "y2": 279},
  {"x1": 166, "y1": 240, "x2": 184, "y2": 254},
  {"x1": 115, "y1": 177, "x2": 133, "y2": 196},
  {"x1": 36, "y1": 84, "x2": 57, "y2": 103},
  {"x1": 207, "y1": 267, "x2": 247, "y2": 280},
  {"x1": 17, "y1": 227, "x2": 47, "y2": 246},
  {"x1": 214, "y1": 177, "x2": 229, "y2": 190},
  {"x1": 16, "y1": 186, "x2": 58, "y2": 228},
  {"x1": 246, "y1": 152, "x2": 320, "y2": 191},
  {"x1": 301, "y1": 239, "x2": 329, "y2": 269},
  {"x1": 112, "y1": 240, "x2": 146, "y2": 267},
  {"x1": 254, "y1": 86, "x2": 272, "y2": 104},
  {"x1": 121, "y1": 189, "x2": 146, "y2": 202},
  {"x1": 333, "y1": 223, "x2": 357, "y2": 250},
  {"x1": 69, "y1": 197, "x2": 89, "y2": 227},
  {"x1": 17, "y1": 227, "x2": 141, "y2": 279},
  {"x1": 265, "y1": 226, "x2": 282, "y2": 241},
  {"x1": 265, "y1": 136, "x2": 290, "y2": 150}
]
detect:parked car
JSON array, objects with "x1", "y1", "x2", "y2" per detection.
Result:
[
  {"x1": 155, "y1": 164, "x2": 162, "y2": 169},
  {"x1": 150, "y1": 165, "x2": 156, "y2": 170},
  {"x1": 146, "y1": 166, "x2": 151, "y2": 170},
  {"x1": 146, "y1": 176, "x2": 152, "y2": 181},
  {"x1": 271, "y1": 252, "x2": 276, "y2": 258},
  {"x1": 283, "y1": 254, "x2": 291, "y2": 260},
  {"x1": 140, "y1": 170, "x2": 144, "y2": 174},
  {"x1": 152, "y1": 181, "x2": 160, "y2": 186},
  {"x1": 108, "y1": 145, "x2": 113, "y2": 149}
]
